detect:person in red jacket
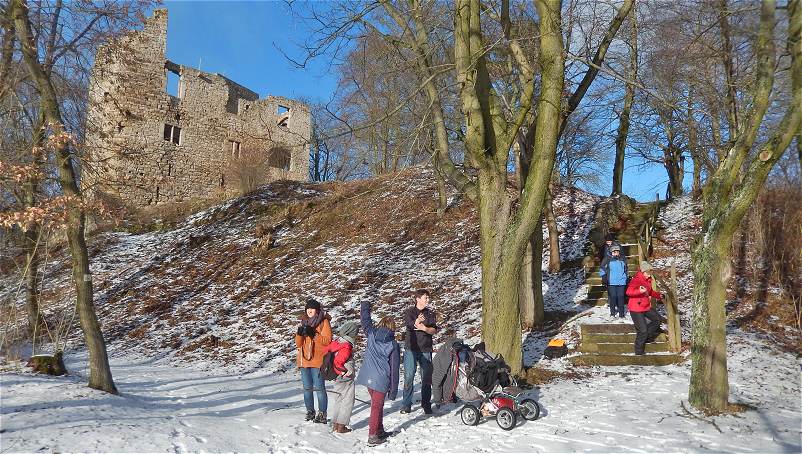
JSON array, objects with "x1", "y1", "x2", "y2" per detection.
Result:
[
  {"x1": 626, "y1": 261, "x2": 664, "y2": 355},
  {"x1": 327, "y1": 321, "x2": 359, "y2": 433}
]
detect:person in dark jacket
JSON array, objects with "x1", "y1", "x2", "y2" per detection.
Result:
[
  {"x1": 356, "y1": 301, "x2": 400, "y2": 446},
  {"x1": 598, "y1": 233, "x2": 621, "y2": 263},
  {"x1": 401, "y1": 289, "x2": 438, "y2": 414},
  {"x1": 626, "y1": 262, "x2": 664, "y2": 355},
  {"x1": 600, "y1": 244, "x2": 629, "y2": 318}
]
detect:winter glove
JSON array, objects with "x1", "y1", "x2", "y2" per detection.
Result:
[
  {"x1": 303, "y1": 325, "x2": 317, "y2": 337},
  {"x1": 296, "y1": 326, "x2": 305, "y2": 337}
]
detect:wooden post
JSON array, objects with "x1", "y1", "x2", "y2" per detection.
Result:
[{"x1": 667, "y1": 264, "x2": 681, "y2": 352}]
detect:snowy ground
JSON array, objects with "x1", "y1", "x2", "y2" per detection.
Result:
[{"x1": 2, "y1": 332, "x2": 799, "y2": 453}]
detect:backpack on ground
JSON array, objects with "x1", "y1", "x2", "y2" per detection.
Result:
[
  {"x1": 543, "y1": 338, "x2": 568, "y2": 359},
  {"x1": 320, "y1": 351, "x2": 340, "y2": 380}
]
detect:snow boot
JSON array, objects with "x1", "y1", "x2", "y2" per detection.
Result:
[
  {"x1": 367, "y1": 435, "x2": 386, "y2": 446},
  {"x1": 399, "y1": 406, "x2": 412, "y2": 414},
  {"x1": 333, "y1": 423, "x2": 352, "y2": 433},
  {"x1": 314, "y1": 411, "x2": 327, "y2": 423},
  {"x1": 305, "y1": 410, "x2": 315, "y2": 421}
]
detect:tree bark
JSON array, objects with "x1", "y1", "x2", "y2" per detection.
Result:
[
  {"x1": 690, "y1": 0, "x2": 801, "y2": 413},
  {"x1": 518, "y1": 233, "x2": 544, "y2": 330},
  {"x1": 13, "y1": 0, "x2": 117, "y2": 394},
  {"x1": 717, "y1": 0, "x2": 740, "y2": 140},
  {"x1": 545, "y1": 188, "x2": 560, "y2": 273},
  {"x1": 612, "y1": 12, "x2": 637, "y2": 196}
]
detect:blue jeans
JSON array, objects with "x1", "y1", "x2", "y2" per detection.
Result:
[
  {"x1": 299, "y1": 367, "x2": 327, "y2": 413},
  {"x1": 608, "y1": 285, "x2": 627, "y2": 317},
  {"x1": 402, "y1": 350, "x2": 432, "y2": 409}
]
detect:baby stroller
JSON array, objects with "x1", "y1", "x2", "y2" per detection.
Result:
[{"x1": 446, "y1": 342, "x2": 541, "y2": 430}]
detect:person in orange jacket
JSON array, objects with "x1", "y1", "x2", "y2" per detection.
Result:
[
  {"x1": 295, "y1": 298, "x2": 332, "y2": 423},
  {"x1": 625, "y1": 262, "x2": 663, "y2": 355}
]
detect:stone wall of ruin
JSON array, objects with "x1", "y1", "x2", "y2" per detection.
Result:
[{"x1": 85, "y1": 9, "x2": 311, "y2": 208}]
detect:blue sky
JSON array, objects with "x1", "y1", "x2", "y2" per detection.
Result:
[{"x1": 158, "y1": 1, "x2": 679, "y2": 201}]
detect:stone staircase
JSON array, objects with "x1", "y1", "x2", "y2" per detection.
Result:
[
  {"x1": 570, "y1": 201, "x2": 684, "y2": 367},
  {"x1": 569, "y1": 324, "x2": 682, "y2": 366}
]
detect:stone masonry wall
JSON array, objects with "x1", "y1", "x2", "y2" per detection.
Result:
[{"x1": 85, "y1": 9, "x2": 311, "y2": 208}]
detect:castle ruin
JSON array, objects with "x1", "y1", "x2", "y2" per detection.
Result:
[{"x1": 85, "y1": 9, "x2": 310, "y2": 207}]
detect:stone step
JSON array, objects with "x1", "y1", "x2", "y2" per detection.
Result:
[
  {"x1": 583, "y1": 333, "x2": 666, "y2": 343},
  {"x1": 581, "y1": 323, "x2": 637, "y2": 334},
  {"x1": 568, "y1": 353, "x2": 683, "y2": 367},
  {"x1": 582, "y1": 298, "x2": 608, "y2": 306},
  {"x1": 580, "y1": 342, "x2": 670, "y2": 354}
]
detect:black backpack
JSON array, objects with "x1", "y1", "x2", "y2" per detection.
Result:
[{"x1": 320, "y1": 351, "x2": 340, "y2": 381}]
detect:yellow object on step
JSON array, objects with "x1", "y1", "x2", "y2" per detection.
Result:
[{"x1": 548, "y1": 339, "x2": 565, "y2": 347}]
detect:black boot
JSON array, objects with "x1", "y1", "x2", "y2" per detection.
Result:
[
  {"x1": 313, "y1": 411, "x2": 327, "y2": 423},
  {"x1": 305, "y1": 410, "x2": 315, "y2": 421}
]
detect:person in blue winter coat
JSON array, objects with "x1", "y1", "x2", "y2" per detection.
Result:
[
  {"x1": 600, "y1": 244, "x2": 629, "y2": 318},
  {"x1": 356, "y1": 301, "x2": 400, "y2": 447}
]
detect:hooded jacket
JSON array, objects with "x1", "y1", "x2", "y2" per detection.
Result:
[
  {"x1": 327, "y1": 336, "x2": 354, "y2": 377},
  {"x1": 626, "y1": 271, "x2": 663, "y2": 313},
  {"x1": 431, "y1": 336, "x2": 463, "y2": 403},
  {"x1": 355, "y1": 301, "x2": 400, "y2": 399},
  {"x1": 294, "y1": 313, "x2": 332, "y2": 368}
]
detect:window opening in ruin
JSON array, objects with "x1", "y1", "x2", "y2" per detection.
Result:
[
  {"x1": 163, "y1": 124, "x2": 181, "y2": 145},
  {"x1": 168, "y1": 163, "x2": 173, "y2": 176},
  {"x1": 277, "y1": 105, "x2": 289, "y2": 115},
  {"x1": 166, "y1": 69, "x2": 181, "y2": 98},
  {"x1": 229, "y1": 140, "x2": 241, "y2": 159},
  {"x1": 277, "y1": 116, "x2": 289, "y2": 128},
  {"x1": 268, "y1": 147, "x2": 291, "y2": 171},
  {"x1": 155, "y1": 186, "x2": 160, "y2": 203},
  {"x1": 220, "y1": 174, "x2": 225, "y2": 188}
]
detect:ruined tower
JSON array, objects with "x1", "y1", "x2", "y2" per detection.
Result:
[{"x1": 85, "y1": 9, "x2": 310, "y2": 207}]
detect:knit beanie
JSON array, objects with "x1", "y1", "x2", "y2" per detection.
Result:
[
  {"x1": 640, "y1": 261, "x2": 653, "y2": 272},
  {"x1": 305, "y1": 298, "x2": 322, "y2": 311}
]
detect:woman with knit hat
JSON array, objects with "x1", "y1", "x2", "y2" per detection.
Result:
[
  {"x1": 625, "y1": 262, "x2": 664, "y2": 355},
  {"x1": 295, "y1": 298, "x2": 332, "y2": 423},
  {"x1": 327, "y1": 321, "x2": 360, "y2": 433}
]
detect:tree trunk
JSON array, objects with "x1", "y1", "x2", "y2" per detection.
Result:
[
  {"x1": 24, "y1": 225, "x2": 43, "y2": 337},
  {"x1": 519, "y1": 222, "x2": 545, "y2": 330},
  {"x1": 689, "y1": 0, "x2": 801, "y2": 413},
  {"x1": 689, "y1": 226, "x2": 731, "y2": 412},
  {"x1": 13, "y1": 0, "x2": 117, "y2": 394},
  {"x1": 612, "y1": 12, "x2": 637, "y2": 196},
  {"x1": 545, "y1": 188, "x2": 560, "y2": 273},
  {"x1": 477, "y1": 173, "x2": 523, "y2": 371}
]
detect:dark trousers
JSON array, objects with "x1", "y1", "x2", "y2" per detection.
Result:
[
  {"x1": 630, "y1": 308, "x2": 661, "y2": 354},
  {"x1": 608, "y1": 285, "x2": 627, "y2": 317},
  {"x1": 402, "y1": 350, "x2": 432, "y2": 410},
  {"x1": 367, "y1": 388, "x2": 386, "y2": 436}
]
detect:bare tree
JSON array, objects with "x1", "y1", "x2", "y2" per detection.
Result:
[{"x1": 688, "y1": 0, "x2": 801, "y2": 413}]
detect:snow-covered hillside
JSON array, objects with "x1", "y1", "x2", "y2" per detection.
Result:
[
  {"x1": 1, "y1": 174, "x2": 799, "y2": 453},
  {"x1": 0, "y1": 166, "x2": 600, "y2": 372}
]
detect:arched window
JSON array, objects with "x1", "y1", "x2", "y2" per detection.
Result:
[{"x1": 268, "y1": 147, "x2": 291, "y2": 171}]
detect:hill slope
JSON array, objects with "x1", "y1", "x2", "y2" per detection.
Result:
[{"x1": 1, "y1": 166, "x2": 601, "y2": 371}]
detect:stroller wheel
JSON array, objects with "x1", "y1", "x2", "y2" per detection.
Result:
[
  {"x1": 519, "y1": 398, "x2": 541, "y2": 421},
  {"x1": 460, "y1": 404, "x2": 480, "y2": 426},
  {"x1": 496, "y1": 407, "x2": 516, "y2": 430}
]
